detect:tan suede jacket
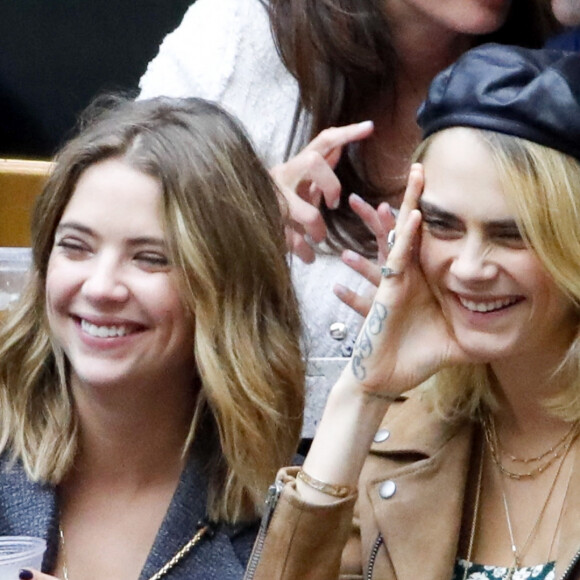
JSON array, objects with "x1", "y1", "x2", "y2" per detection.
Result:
[{"x1": 245, "y1": 394, "x2": 580, "y2": 580}]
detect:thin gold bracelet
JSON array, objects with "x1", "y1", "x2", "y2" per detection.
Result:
[{"x1": 297, "y1": 469, "x2": 356, "y2": 498}]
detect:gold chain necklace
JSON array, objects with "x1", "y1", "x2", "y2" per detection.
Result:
[
  {"x1": 482, "y1": 415, "x2": 580, "y2": 480},
  {"x1": 462, "y1": 437, "x2": 485, "y2": 580},
  {"x1": 494, "y1": 427, "x2": 577, "y2": 580},
  {"x1": 499, "y1": 420, "x2": 578, "y2": 464},
  {"x1": 59, "y1": 520, "x2": 212, "y2": 580}
]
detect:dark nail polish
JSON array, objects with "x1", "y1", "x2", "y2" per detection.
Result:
[{"x1": 19, "y1": 570, "x2": 34, "y2": 580}]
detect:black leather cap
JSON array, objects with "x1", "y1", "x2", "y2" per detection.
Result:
[{"x1": 417, "y1": 43, "x2": 580, "y2": 160}]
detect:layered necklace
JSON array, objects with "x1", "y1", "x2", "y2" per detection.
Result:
[
  {"x1": 464, "y1": 415, "x2": 579, "y2": 580},
  {"x1": 483, "y1": 414, "x2": 579, "y2": 480}
]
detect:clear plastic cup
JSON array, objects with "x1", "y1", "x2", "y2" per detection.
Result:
[
  {"x1": 0, "y1": 248, "x2": 32, "y2": 311},
  {"x1": 0, "y1": 536, "x2": 46, "y2": 579}
]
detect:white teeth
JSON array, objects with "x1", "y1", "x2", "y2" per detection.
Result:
[
  {"x1": 459, "y1": 297, "x2": 517, "y2": 313},
  {"x1": 81, "y1": 319, "x2": 130, "y2": 338}
]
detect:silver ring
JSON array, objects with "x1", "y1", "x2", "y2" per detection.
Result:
[
  {"x1": 387, "y1": 229, "x2": 396, "y2": 250},
  {"x1": 381, "y1": 265, "x2": 401, "y2": 278}
]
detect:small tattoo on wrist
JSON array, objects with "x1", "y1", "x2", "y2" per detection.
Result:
[{"x1": 351, "y1": 302, "x2": 388, "y2": 380}]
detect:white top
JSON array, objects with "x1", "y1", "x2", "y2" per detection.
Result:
[
  {"x1": 139, "y1": 0, "x2": 300, "y2": 167},
  {"x1": 139, "y1": 0, "x2": 371, "y2": 437}
]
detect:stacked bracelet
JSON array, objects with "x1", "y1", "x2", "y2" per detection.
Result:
[{"x1": 297, "y1": 469, "x2": 356, "y2": 498}]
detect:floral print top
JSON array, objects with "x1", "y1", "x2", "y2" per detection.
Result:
[{"x1": 453, "y1": 559, "x2": 555, "y2": 580}]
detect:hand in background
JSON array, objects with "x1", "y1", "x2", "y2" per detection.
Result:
[{"x1": 271, "y1": 121, "x2": 374, "y2": 263}]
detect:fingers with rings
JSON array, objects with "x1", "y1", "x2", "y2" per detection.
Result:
[
  {"x1": 387, "y1": 229, "x2": 396, "y2": 251},
  {"x1": 379, "y1": 207, "x2": 423, "y2": 282}
]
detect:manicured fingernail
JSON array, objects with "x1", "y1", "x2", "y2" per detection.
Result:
[
  {"x1": 349, "y1": 192, "x2": 364, "y2": 205},
  {"x1": 342, "y1": 250, "x2": 359, "y2": 263},
  {"x1": 19, "y1": 570, "x2": 33, "y2": 580},
  {"x1": 334, "y1": 283, "x2": 348, "y2": 298},
  {"x1": 304, "y1": 234, "x2": 317, "y2": 247},
  {"x1": 358, "y1": 120, "x2": 374, "y2": 130},
  {"x1": 331, "y1": 196, "x2": 340, "y2": 210}
]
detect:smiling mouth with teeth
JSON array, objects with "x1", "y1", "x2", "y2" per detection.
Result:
[
  {"x1": 80, "y1": 318, "x2": 132, "y2": 338},
  {"x1": 458, "y1": 296, "x2": 520, "y2": 313}
]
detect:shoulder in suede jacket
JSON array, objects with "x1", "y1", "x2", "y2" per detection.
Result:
[{"x1": 245, "y1": 392, "x2": 580, "y2": 580}]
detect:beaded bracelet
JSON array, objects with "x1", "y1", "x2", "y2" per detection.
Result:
[{"x1": 297, "y1": 469, "x2": 357, "y2": 498}]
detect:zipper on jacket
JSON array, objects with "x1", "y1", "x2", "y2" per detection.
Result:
[
  {"x1": 366, "y1": 533, "x2": 384, "y2": 580},
  {"x1": 560, "y1": 547, "x2": 580, "y2": 580},
  {"x1": 244, "y1": 479, "x2": 284, "y2": 580}
]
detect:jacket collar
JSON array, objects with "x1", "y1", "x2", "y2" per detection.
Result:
[
  {"x1": 360, "y1": 394, "x2": 580, "y2": 580},
  {"x1": 361, "y1": 393, "x2": 473, "y2": 580},
  {"x1": 139, "y1": 452, "x2": 254, "y2": 580},
  {"x1": 0, "y1": 453, "x2": 254, "y2": 579}
]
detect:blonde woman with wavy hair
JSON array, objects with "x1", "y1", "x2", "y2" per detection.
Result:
[
  {"x1": 415, "y1": 131, "x2": 580, "y2": 423},
  {"x1": 0, "y1": 96, "x2": 304, "y2": 580},
  {"x1": 245, "y1": 45, "x2": 580, "y2": 580}
]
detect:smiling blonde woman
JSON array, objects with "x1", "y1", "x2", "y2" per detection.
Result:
[
  {"x1": 244, "y1": 45, "x2": 580, "y2": 580},
  {"x1": 0, "y1": 96, "x2": 304, "y2": 580}
]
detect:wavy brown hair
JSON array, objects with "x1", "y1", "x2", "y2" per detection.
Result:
[
  {"x1": 269, "y1": 0, "x2": 560, "y2": 256},
  {"x1": 0, "y1": 96, "x2": 305, "y2": 522}
]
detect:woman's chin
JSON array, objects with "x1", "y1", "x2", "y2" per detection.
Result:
[{"x1": 452, "y1": 329, "x2": 516, "y2": 364}]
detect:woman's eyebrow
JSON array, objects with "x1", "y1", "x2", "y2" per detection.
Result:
[
  {"x1": 126, "y1": 237, "x2": 167, "y2": 248},
  {"x1": 486, "y1": 218, "x2": 519, "y2": 229},
  {"x1": 419, "y1": 200, "x2": 518, "y2": 229},
  {"x1": 55, "y1": 221, "x2": 93, "y2": 236},
  {"x1": 419, "y1": 200, "x2": 459, "y2": 222}
]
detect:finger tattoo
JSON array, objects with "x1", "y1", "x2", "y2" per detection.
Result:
[{"x1": 351, "y1": 302, "x2": 388, "y2": 380}]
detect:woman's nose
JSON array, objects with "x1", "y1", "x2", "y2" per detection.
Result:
[
  {"x1": 81, "y1": 256, "x2": 130, "y2": 303},
  {"x1": 449, "y1": 237, "x2": 498, "y2": 282}
]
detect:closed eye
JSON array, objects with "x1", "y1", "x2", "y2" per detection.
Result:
[
  {"x1": 134, "y1": 252, "x2": 170, "y2": 269},
  {"x1": 422, "y1": 216, "x2": 463, "y2": 239},
  {"x1": 488, "y1": 223, "x2": 526, "y2": 249},
  {"x1": 55, "y1": 237, "x2": 91, "y2": 257},
  {"x1": 492, "y1": 231, "x2": 526, "y2": 249}
]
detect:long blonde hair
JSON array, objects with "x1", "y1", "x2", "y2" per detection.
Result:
[
  {"x1": 414, "y1": 129, "x2": 580, "y2": 422},
  {"x1": 0, "y1": 96, "x2": 305, "y2": 522}
]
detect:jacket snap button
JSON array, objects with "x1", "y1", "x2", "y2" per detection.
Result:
[
  {"x1": 329, "y1": 322, "x2": 348, "y2": 341},
  {"x1": 378, "y1": 480, "x2": 396, "y2": 499},
  {"x1": 373, "y1": 429, "x2": 390, "y2": 443}
]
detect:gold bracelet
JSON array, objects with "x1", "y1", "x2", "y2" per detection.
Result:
[{"x1": 297, "y1": 469, "x2": 356, "y2": 498}]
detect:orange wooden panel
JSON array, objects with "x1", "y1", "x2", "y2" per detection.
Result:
[{"x1": 0, "y1": 159, "x2": 54, "y2": 247}]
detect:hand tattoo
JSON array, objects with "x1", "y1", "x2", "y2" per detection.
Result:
[{"x1": 351, "y1": 302, "x2": 388, "y2": 380}]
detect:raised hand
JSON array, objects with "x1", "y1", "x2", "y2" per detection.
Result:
[
  {"x1": 299, "y1": 164, "x2": 471, "y2": 502},
  {"x1": 346, "y1": 164, "x2": 469, "y2": 399},
  {"x1": 270, "y1": 121, "x2": 374, "y2": 263},
  {"x1": 334, "y1": 165, "x2": 423, "y2": 317}
]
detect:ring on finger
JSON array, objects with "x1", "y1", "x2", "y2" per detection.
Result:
[
  {"x1": 387, "y1": 229, "x2": 396, "y2": 250},
  {"x1": 381, "y1": 265, "x2": 402, "y2": 278}
]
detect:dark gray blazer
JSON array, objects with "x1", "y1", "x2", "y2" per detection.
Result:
[{"x1": 0, "y1": 453, "x2": 259, "y2": 579}]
